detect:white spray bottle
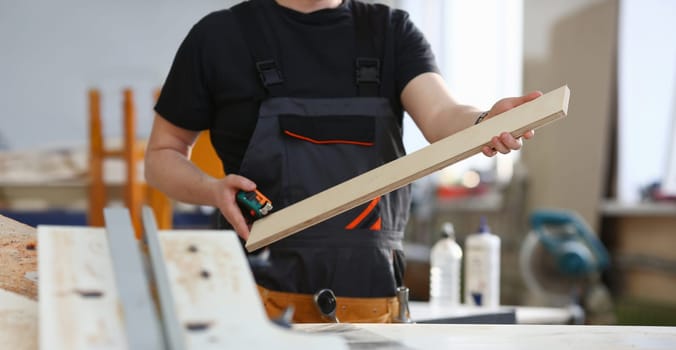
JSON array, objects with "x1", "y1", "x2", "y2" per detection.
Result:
[
  {"x1": 429, "y1": 222, "x2": 463, "y2": 307},
  {"x1": 464, "y1": 217, "x2": 501, "y2": 307}
]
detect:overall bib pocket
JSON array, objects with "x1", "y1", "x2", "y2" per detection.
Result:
[{"x1": 278, "y1": 113, "x2": 379, "y2": 208}]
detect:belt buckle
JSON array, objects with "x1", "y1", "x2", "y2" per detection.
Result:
[{"x1": 313, "y1": 288, "x2": 339, "y2": 323}]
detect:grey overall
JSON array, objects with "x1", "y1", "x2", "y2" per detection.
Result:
[{"x1": 232, "y1": 0, "x2": 411, "y2": 298}]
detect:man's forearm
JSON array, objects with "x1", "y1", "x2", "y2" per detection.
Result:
[
  {"x1": 401, "y1": 73, "x2": 483, "y2": 143},
  {"x1": 145, "y1": 148, "x2": 219, "y2": 206},
  {"x1": 426, "y1": 103, "x2": 483, "y2": 142}
]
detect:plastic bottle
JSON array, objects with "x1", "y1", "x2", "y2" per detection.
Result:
[
  {"x1": 429, "y1": 222, "x2": 463, "y2": 307},
  {"x1": 464, "y1": 217, "x2": 501, "y2": 308}
]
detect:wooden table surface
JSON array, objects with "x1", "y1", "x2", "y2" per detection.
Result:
[
  {"x1": 5, "y1": 293, "x2": 673, "y2": 350},
  {"x1": 297, "y1": 323, "x2": 676, "y2": 350},
  {"x1": 2, "y1": 219, "x2": 674, "y2": 350},
  {"x1": 0, "y1": 289, "x2": 38, "y2": 350}
]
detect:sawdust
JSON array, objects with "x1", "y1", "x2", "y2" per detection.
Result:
[{"x1": 0, "y1": 214, "x2": 38, "y2": 299}]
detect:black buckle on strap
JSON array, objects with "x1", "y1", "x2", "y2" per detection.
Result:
[
  {"x1": 355, "y1": 57, "x2": 380, "y2": 85},
  {"x1": 256, "y1": 60, "x2": 284, "y2": 87}
]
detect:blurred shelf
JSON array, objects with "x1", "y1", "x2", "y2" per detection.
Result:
[
  {"x1": 0, "y1": 209, "x2": 212, "y2": 229},
  {"x1": 409, "y1": 302, "x2": 575, "y2": 325},
  {"x1": 435, "y1": 189, "x2": 504, "y2": 213},
  {"x1": 601, "y1": 199, "x2": 676, "y2": 217}
]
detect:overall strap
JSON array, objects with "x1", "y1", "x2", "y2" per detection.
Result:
[
  {"x1": 232, "y1": 0, "x2": 391, "y2": 98},
  {"x1": 231, "y1": 0, "x2": 285, "y2": 96},
  {"x1": 351, "y1": 2, "x2": 389, "y2": 97}
]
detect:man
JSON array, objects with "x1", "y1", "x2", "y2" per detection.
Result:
[{"x1": 145, "y1": 0, "x2": 539, "y2": 323}]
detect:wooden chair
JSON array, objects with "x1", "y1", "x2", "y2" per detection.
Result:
[
  {"x1": 190, "y1": 131, "x2": 225, "y2": 179},
  {"x1": 88, "y1": 88, "x2": 172, "y2": 238}
]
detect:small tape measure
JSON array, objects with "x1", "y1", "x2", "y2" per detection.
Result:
[{"x1": 236, "y1": 189, "x2": 273, "y2": 221}]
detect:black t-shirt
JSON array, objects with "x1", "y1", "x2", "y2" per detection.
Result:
[{"x1": 155, "y1": 0, "x2": 438, "y2": 174}]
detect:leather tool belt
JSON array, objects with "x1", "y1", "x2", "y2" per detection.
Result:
[{"x1": 257, "y1": 285, "x2": 399, "y2": 323}]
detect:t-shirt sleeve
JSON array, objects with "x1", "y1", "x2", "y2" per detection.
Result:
[
  {"x1": 154, "y1": 16, "x2": 214, "y2": 131},
  {"x1": 392, "y1": 9, "x2": 440, "y2": 96}
]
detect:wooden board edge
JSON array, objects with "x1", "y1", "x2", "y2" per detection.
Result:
[
  {"x1": 38, "y1": 225, "x2": 129, "y2": 349},
  {"x1": 0, "y1": 285, "x2": 38, "y2": 350},
  {"x1": 158, "y1": 230, "x2": 347, "y2": 350}
]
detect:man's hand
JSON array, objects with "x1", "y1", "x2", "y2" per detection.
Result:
[
  {"x1": 481, "y1": 91, "x2": 542, "y2": 157},
  {"x1": 212, "y1": 174, "x2": 257, "y2": 240}
]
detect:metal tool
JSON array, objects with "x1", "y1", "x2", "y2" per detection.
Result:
[
  {"x1": 314, "y1": 288, "x2": 339, "y2": 323},
  {"x1": 520, "y1": 210, "x2": 611, "y2": 324},
  {"x1": 142, "y1": 206, "x2": 186, "y2": 350},
  {"x1": 392, "y1": 286, "x2": 414, "y2": 323},
  {"x1": 104, "y1": 208, "x2": 167, "y2": 349},
  {"x1": 236, "y1": 189, "x2": 273, "y2": 221}
]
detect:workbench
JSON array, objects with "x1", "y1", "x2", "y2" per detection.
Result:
[
  {"x1": 295, "y1": 323, "x2": 676, "y2": 349},
  {"x1": 2, "y1": 211, "x2": 676, "y2": 350},
  {"x1": 2, "y1": 294, "x2": 674, "y2": 350},
  {"x1": 0, "y1": 146, "x2": 120, "y2": 211}
]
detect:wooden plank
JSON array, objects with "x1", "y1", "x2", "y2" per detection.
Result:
[
  {"x1": 38, "y1": 226, "x2": 128, "y2": 349},
  {"x1": 155, "y1": 229, "x2": 346, "y2": 349},
  {"x1": 104, "y1": 208, "x2": 165, "y2": 349},
  {"x1": 246, "y1": 85, "x2": 570, "y2": 251},
  {"x1": 0, "y1": 289, "x2": 37, "y2": 350}
]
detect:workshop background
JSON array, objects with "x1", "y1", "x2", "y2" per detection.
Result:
[{"x1": 1, "y1": 0, "x2": 675, "y2": 326}]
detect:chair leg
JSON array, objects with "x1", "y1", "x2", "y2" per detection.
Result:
[
  {"x1": 88, "y1": 89, "x2": 106, "y2": 227},
  {"x1": 148, "y1": 88, "x2": 173, "y2": 230},
  {"x1": 147, "y1": 186, "x2": 173, "y2": 229},
  {"x1": 123, "y1": 89, "x2": 143, "y2": 238}
]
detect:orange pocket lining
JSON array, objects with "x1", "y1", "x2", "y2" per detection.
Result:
[
  {"x1": 283, "y1": 130, "x2": 374, "y2": 147},
  {"x1": 345, "y1": 197, "x2": 381, "y2": 229}
]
